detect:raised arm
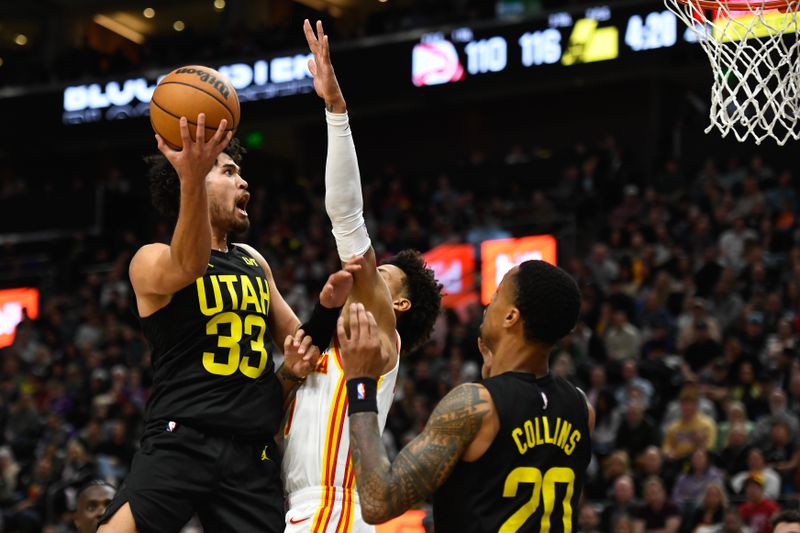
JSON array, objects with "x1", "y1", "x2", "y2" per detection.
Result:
[
  {"x1": 304, "y1": 20, "x2": 396, "y2": 338},
  {"x1": 337, "y1": 305, "x2": 493, "y2": 523},
  {"x1": 130, "y1": 115, "x2": 231, "y2": 316}
]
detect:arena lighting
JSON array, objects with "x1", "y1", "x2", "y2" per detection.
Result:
[
  {"x1": 423, "y1": 243, "x2": 477, "y2": 309},
  {"x1": 143, "y1": 7, "x2": 155, "y2": 18},
  {"x1": 213, "y1": 0, "x2": 226, "y2": 10},
  {"x1": 93, "y1": 14, "x2": 146, "y2": 44},
  {"x1": 480, "y1": 235, "x2": 557, "y2": 305},
  {"x1": 173, "y1": 20, "x2": 186, "y2": 32},
  {"x1": 14, "y1": 34, "x2": 28, "y2": 46},
  {"x1": 0, "y1": 288, "x2": 39, "y2": 349}
]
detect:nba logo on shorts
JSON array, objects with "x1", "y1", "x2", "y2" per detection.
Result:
[
  {"x1": 357, "y1": 382, "x2": 366, "y2": 400},
  {"x1": 166, "y1": 421, "x2": 177, "y2": 432}
]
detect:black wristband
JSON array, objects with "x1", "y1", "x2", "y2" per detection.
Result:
[
  {"x1": 301, "y1": 301, "x2": 342, "y2": 351},
  {"x1": 346, "y1": 378, "x2": 378, "y2": 415}
]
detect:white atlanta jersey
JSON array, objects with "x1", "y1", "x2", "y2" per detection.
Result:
[{"x1": 282, "y1": 334, "x2": 400, "y2": 533}]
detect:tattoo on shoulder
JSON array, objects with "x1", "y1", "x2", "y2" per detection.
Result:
[{"x1": 349, "y1": 384, "x2": 490, "y2": 521}]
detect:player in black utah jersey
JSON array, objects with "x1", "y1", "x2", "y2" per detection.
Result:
[
  {"x1": 98, "y1": 116, "x2": 357, "y2": 533},
  {"x1": 338, "y1": 260, "x2": 596, "y2": 532}
]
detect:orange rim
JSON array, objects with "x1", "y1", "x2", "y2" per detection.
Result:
[{"x1": 675, "y1": 0, "x2": 797, "y2": 9}]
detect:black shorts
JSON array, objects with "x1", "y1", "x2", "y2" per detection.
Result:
[{"x1": 99, "y1": 421, "x2": 283, "y2": 533}]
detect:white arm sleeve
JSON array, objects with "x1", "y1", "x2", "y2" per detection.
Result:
[{"x1": 325, "y1": 109, "x2": 371, "y2": 261}]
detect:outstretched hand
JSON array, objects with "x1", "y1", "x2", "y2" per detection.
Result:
[
  {"x1": 282, "y1": 328, "x2": 321, "y2": 380},
  {"x1": 155, "y1": 113, "x2": 232, "y2": 185},
  {"x1": 303, "y1": 19, "x2": 346, "y2": 112},
  {"x1": 337, "y1": 303, "x2": 385, "y2": 380},
  {"x1": 320, "y1": 256, "x2": 363, "y2": 309}
]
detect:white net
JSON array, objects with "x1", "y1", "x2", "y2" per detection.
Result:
[{"x1": 664, "y1": 0, "x2": 800, "y2": 145}]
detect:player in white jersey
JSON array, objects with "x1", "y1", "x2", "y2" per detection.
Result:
[{"x1": 281, "y1": 20, "x2": 443, "y2": 533}]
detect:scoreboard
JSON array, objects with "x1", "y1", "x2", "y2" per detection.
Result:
[
  {"x1": 53, "y1": 2, "x2": 702, "y2": 125},
  {"x1": 411, "y1": 5, "x2": 685, "y2": 87}
]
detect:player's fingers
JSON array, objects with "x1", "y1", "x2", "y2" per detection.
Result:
[
  {"x1": 303, "y1": 18, "x2": 318, "y2": 49},
  {"x1": 357, "y1": 304, "x2": 370, "y2": 343},
  {"x1": 316, "y1": 20, "x2": 324, "y2": 41},
  {"x1": 299, "y1": 335, "x2": 312, "y2": 356},
  {"x1": 293, "y1": 328, "x2": 305, "y2": 347},
  {"x1": 284, "y1": 334, "x2": 294, "y2": 353},
  {"x1": 208, "y1": 119, "x2": 227, "y2": 149},
  {"x1": 336, "y1": 316, "x2": 349, "y2": 347},
  {"x1": 343, "y1": 263, "x2": 361, "y2": 274},
  {"x1": 196, "y1": 113, "x2": 206, "y2": 145},
  {"x1": 331, "y1": 271, "x2": 351, "y2": 284},
  {"x1": 323, "y1": 35, "x2": 331, "y2": 60},
  {"x1": 219, "y1": 130, "x2": 233, "y2": 152},
  {"x1": 349, "y1": 303, "x2": 361, "y2": 344},
  {"x1": 308, "y1": 59, "x2": 317, "y2": 77},
  {"x1": 155, "y1": 134, "x2": 173, "y2": 156},
  {"x1": 178, "y1": 117, "x2": 191, "y2": 149}
]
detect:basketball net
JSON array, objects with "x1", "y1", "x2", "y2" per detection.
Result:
[{"x1": 664, "y1": 0, "x2": 800, "y2": 145}]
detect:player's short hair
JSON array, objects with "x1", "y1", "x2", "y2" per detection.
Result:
[
  {"x1": 383, "y1": 250, "x2": 443, "y2": 354},
  {"x1": 514, "y1": 260, "x2": 581, "y2": 345},
  {"x1": 773, "y1": 509, "x2": 800, "y2": 528},
  {"x1": 77, "y1": 479, "x2": 115, "y2": 498},
  {"x1": 145, "y1": 137, "x2": 245, "y2": 220}
]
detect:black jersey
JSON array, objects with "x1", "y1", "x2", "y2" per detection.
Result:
[
  {"x1": 433, "y1": 372, "x2": 591, "y2": 533},
  {"x1": 141, "y1": 245, "x2": 282, "y2": 437}
]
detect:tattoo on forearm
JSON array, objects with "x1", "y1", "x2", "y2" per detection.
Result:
[{"x1": 349, "y1": 384, "x2": 489, "y2": 523}]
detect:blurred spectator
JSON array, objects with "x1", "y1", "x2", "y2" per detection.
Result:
[
  {"x1": 684, "y1": 483, "x2": 728, "y2": 533},
  {"x1": 606, "y1": 311, "x2": 643, "y2": 362},
  {"x1": 601, "y1": 475, "x2": 639, "y2": 533},
  {"x1": 615, "y1": 399, "x2": 660, "y2": 461},
  {"x1": 578, "y1": 503, "x2": 603, "y2": 533},
  {"x1": 730, "y1": 448, "x2": 781, "y2": 500},
  {"x1": 632, "y1": 477, "x2": 682, "y2": 533},
  {"x1": 662, "y1": 388, "x2": 717, "y2": 461},
  {"x1": 736, "y1": 475, "x2": 780, "y2": 533},
  {"x1": 670, "y1": 449, "x2": 724, "y2": 509}
]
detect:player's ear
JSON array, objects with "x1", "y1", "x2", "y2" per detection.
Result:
[
  {"x1": 503, "y1": 307, "x2": 520, "y2": 329},
  {"x1": 393, "y1": 297, "x2": 411, "y2": 313}
]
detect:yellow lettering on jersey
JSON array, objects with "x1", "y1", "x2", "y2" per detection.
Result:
[
  {"x1": 564, "y1": 430, "x2": 581, "y2": 456},
  {"x1": 218, "y1": 275, "x2": 240, "y2": 310},
  {"x1": 256, "y1": 277, "x2": 270, "y2": 315},
  {"x1": 197, "y1": 276, "x2": 223, "y2": 316},
  {"x1": 239, "y1": 275, "x2": 262, "y2": 314},
  {"x1": 511, "y1": 416, "x2": 583, "y2": 457},
  {"x1": 524, "y1": 420, "x2": 536, "y2": 450},
  {"x1": 556, "y1": 420, "x2": 572, "y2": 449},
  {"x1": 542, "y1": 416, "x2": 553, "y2": 444},
  {"x1": 512, "y1": 427, "x2": 527, "y2": 454},
  {"x1": 534, "y1": 417, "x2": 544, "y2": 445}
]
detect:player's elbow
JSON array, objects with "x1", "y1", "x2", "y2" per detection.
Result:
[{"x1": 360, "y1": 499, "x2": 396, "y2": 525}]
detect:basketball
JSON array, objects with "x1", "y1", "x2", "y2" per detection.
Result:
[{"x1": 150, "y1": 65, "x2": 240, "y2": 149}]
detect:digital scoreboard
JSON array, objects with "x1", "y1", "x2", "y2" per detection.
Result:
[
  {"x1": 57, "y1": 3, "x2": 702, "y2": 125},
  {"x1": 412, "y1": 5, "x2": 685, "y2": 87}
]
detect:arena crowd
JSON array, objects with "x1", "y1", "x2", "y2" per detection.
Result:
[{"x1": 0, "y1": 133, "x2": 798, "y2": 532}]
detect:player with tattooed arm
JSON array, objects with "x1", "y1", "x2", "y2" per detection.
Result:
[{"x1": 339, "y1": 261, "x2": 596, "y2": 532}]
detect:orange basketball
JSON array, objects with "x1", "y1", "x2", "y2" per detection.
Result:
[{"x1": 150, "y1": 65, "x2": 240, "y2": 149}]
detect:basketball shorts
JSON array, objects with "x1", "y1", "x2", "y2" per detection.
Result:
[
  {"x1": 99, "y1": 421, "x2": 283, "y2": 533},
  {"x1": 286, "y1": 486, "x2": 374, "y2": 533}
]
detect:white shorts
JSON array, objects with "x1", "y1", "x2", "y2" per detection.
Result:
[{"x1": 285, "y1": 486, "x2": 374, "y2": 533}]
